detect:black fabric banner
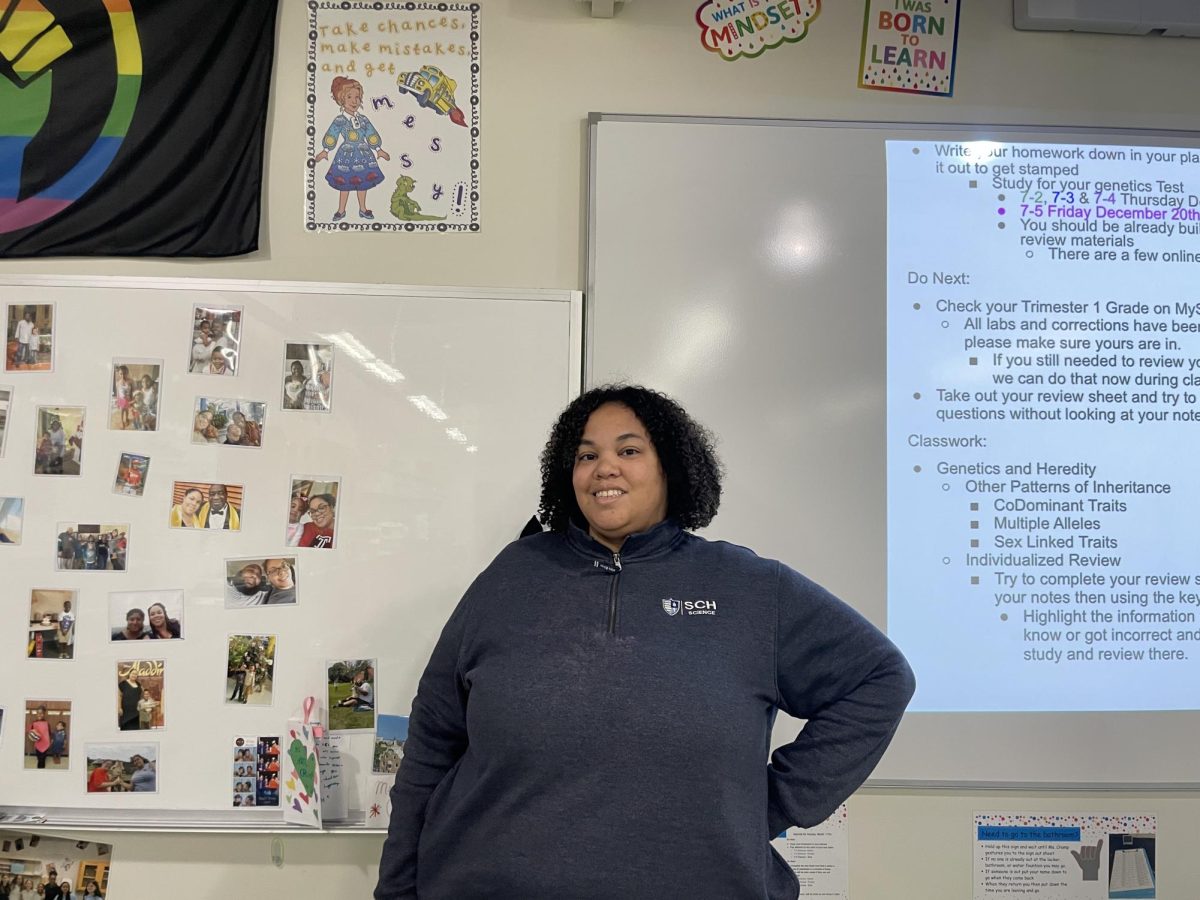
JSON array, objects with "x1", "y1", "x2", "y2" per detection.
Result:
[{"x1": 0, "y1": 0, "x2": 278, "y2": 257}]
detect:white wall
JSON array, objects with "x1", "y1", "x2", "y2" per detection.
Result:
[{"x1": 4, "y1": 1, "x2": 1199, "y2": 896}]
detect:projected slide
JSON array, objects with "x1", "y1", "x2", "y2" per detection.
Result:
[{"x1": 887, "y1": 138, "x2": 1200, "y2": 712}]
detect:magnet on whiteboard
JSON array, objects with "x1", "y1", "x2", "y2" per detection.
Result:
[{"x1": 271, "y1": 837, "x2": 284, "y2": 868}]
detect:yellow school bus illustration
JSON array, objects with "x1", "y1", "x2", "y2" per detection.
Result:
[{"x1": 396, "y1": 65, "x2": 458, "y2": 115}]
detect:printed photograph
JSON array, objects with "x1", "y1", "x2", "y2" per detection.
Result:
[
  {"x1": 116, "y1": 659, "x2": 165, "y2": 731},
  {"x1": 327, "y1": 658, "x2": 376, "y2": 732},
  {"x1": 169, "y1": 481, "x2": 243, "y2": 530},
  {"x1": 373, "y1": 714, "x2": 409, "y2": 775},
  {"x1": 113, "y1": 452, "x2": 151, "y2": 497},
  {"x1": 33, "y1": 405, "x2": 85, "y2": 476},
  {"x1": 108, "y1": 589, "x2": 184, "y2": 641},
  {"x1": 0, "y1": 495, "x2": 23, "y2": 544},
  {"x1": 1107, "y1": 832, "x2": 1157, "y2": 896},
  {"x1": 191, "y1": 397, "x2": 265, "y2": 447},
  {"x1": 231, "y1": 736, "x2": 258, "y2": 808},
  {"x1": 224, "y1": 557, "x2": 297, "y2": 608},
  {"x1": 0, "y1": 384, "x2": 11, "y2": 455},
  {"x1": 282, "y1": 342, "x2": 334, "y2": 411},
  {"x1": 190, "y1": 304, "x2": 242, "y2": 375},
  {"x1": 27, "y1": 590, "x2": 77, "y2": 660},
  {"x1": 256, "y1": 735, "x2": 281, "y2": 807},
  {"x1": 226, "y1": 634, "x2": 277, "y2": 706},
  {"x1": 109, "y1": 358, "x2": 162, "y2": 431},
  {"x1": 4, "y1": 303, "x2": 53, "y2": 372},
  {"x1": 287, "y1": 476, "x2": 341, "y2": 549},
  {"x1": 231, "y1": 735, "x2": 281, "y2": 808},
  {"x1": 85, "y1": 742, "x2": 158, "y2": 794},
  {"x1": 0, "y1": 831, "x2": 114, "y2": 897},
  {"x1": 24, "y1": 699, "x2": 70, "y2": 770},
  {"x1": 56, "y1": 523, "x2": 129, "y2": 572}
]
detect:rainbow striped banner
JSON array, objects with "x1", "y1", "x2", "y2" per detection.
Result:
[{"x1": 0, "y1": 0, "x2": 276, "y2": 257}]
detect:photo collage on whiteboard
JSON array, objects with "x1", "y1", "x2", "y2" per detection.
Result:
[{"x1": 3, "y1": 297, "x2": 369, "y2": 801}]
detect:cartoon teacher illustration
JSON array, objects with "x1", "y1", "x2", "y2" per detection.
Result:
[{"x1": 311, "y1": 76, "x2": 391, "y2": 221}]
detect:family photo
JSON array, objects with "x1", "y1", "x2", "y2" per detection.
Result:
[
  {"x1": 327, "y1": 658, "x2": 376, "y2": 732},
  {"x1": 34, "y1": 405, "x2": 84, "y2": 476},
  {"x1": 113, "y1": 452, "x2": 151, "y2": 497},
  {"x1": 24, "y1": 700, "x2": 71, "y2": 770},
  {"x1": 116, "y1": 660, "x2": 165, "y2": 731},
  {"x1": 27, "y1": 589, "x2": 77, "y2": 660},
  {"x1": 190, "y1": 304, "x2": 242, "y2": 375},
  {"x1": 224, "y1": 557, "x2": 297, "y2": 608},
  {"x1": 85, "y1": 742, "x2": 158, "y2": 793},
  {"x1": 0, "y1": 495, "x2": 23, "y2": 544},
  {"x1": 191, "y1": 397, "x2": 266, "y2": 447},
  {"x1": 55, "y1": 523, "x2": 129, "y2": 572},
  {"x1": 109, "y1": 358, "x2": 162, "y2": 431},
  {"x1": 282, "y1": 342, "x2": 334, "y2": 411},
  {"x1": 226, "y1": 635, "x2": 277, "y2": 706},
  {"x1": 287, "y1": 476, "x2": 340, "y2": 549},
  {"x1": 107, "y1": 590, "x2": 184, "y2": 641},
  {"x1": 169, "y1": 482, "x2": 243, "y2": 530},
  {"x1": 4, "y1": 303, "x2": 53, "y2": 372}
]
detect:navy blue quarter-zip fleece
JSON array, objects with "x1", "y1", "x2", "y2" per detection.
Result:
[{"x1": 376, "y1": 520, "x2": 914, "y2": 900}]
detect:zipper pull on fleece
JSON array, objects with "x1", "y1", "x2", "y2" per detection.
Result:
[{"x1": 591, "y1": 554, "x2": 622, "y2": 574}]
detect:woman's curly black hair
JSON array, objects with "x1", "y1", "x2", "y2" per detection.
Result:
[{"x1": 538, "y1": 384, "x2": 723, "y2": 533}]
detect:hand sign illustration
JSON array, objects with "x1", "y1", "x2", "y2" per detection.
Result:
[{"x1": 1070, "y1": 838, "x2": 1103, "y2": 881}]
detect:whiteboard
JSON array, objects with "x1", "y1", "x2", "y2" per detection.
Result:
[
  {"x1": 587, "y1": 114, "x2": 1200, "y2": 787},
  {"x1": 0, "y1": 276, "x2": 581, "y2": 822}
]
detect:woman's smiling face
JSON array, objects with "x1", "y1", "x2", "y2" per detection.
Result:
[{"x1": 571, "y1": 403, "x2": 668, "y2": 552}]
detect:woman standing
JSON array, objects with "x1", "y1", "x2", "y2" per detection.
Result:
[
  {"x1": 27, "y1": 706, "x2": 51, "y2": 769},
  {"x1": 375, "y1": 385, "x2": 914, "y2": 900},
  {"x1": 190, "y1": 323, "x2": 215, "y2": 373},
  {"x1": 118, "y1": 671, "x2": 142, "y2": 731},
  {"x1": 311, "y1": 76, "x2": 390, "y2": 221},
  {"x1": 169, "y1": 487, "x2": 204, "y2": 528},
  {"x1": 283, "y1": 360, "x2": 307, "y2": 409}
]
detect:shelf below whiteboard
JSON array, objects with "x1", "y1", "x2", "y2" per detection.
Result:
[{"x1": 0, "y1": 806, "x2": 388, "y2": 834}]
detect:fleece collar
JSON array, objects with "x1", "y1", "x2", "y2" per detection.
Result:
[{"x1": 564, "y1": 518, "x2": 686, "y2": 563}]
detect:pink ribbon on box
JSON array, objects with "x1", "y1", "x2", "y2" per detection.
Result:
[{"x1": 303, "y1": 695, "x2": 325, "y2": 738}]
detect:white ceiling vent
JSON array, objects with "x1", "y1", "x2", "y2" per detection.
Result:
[
  {"x1": 583, "y1": 0, "x2": 631, "y2": 18},
  {"x1": 1015, "y1": 0, "x2": 1200, "y2": 36}
]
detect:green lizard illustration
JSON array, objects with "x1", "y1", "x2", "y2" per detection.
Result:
[{"x1": 389, "y1": 175, "x2": 445, "y2": 221}]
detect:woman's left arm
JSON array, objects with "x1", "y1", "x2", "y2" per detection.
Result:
[{"x1": 767, "y1": 565, "x2": 915, "y2": 834}]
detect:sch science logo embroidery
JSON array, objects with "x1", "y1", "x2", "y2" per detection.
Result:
[{"x1": 661, "y1": 598, "x2": 718, "y2": 617}]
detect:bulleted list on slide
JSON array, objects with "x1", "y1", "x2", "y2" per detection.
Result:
[{"x1": 886, "y1": 139, "x2": 1200, "y2": 712}]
